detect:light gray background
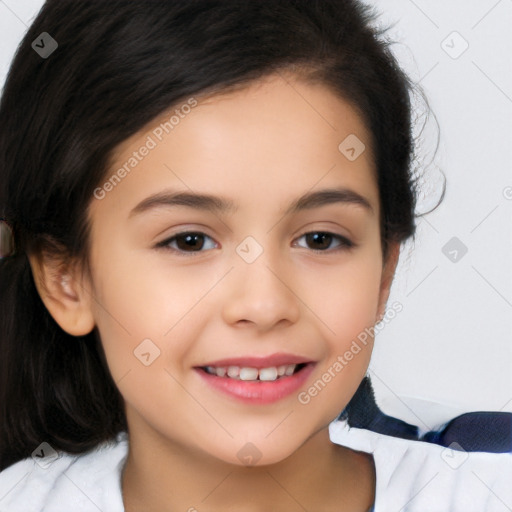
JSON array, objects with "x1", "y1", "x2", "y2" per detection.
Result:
[{"x1": 1, "y1": 0, "x2": 511, "y2": 429}]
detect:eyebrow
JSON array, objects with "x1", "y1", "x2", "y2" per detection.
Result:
[{"x1": 128, "y1": 187, "x2": 374, "y2": 219}]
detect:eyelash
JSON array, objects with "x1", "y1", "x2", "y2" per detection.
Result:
[{"x1": 155, "y1": 230, "x2": 355, "y2": 256}]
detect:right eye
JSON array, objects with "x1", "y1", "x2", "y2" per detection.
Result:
[{"x1": 156, "y1": 231, "x2": 217, "y2": 255}]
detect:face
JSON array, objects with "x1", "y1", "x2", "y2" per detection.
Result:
[{"x1": 83, "y1": 73, "x2": 396, "y2": 465}]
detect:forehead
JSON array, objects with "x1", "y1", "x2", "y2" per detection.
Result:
[{"x1": 92, "y1": 73, "x2": 378, "y2": 220}]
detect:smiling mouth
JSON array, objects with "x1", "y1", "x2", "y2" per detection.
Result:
[{"x1": 200, "y1": 363, "x2": 308, "y2": 381}]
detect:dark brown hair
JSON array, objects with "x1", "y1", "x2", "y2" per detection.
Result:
[{"x1": 0, "y1": 0, "x2": 441, "y2": 470}]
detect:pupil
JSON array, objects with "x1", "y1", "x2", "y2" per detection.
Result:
[
  {"x1": 177, "y1": 233, "x2": 203, "y2": 251},
  {"x1": 306, "y1": 232, "x2": 331, "y2": 250}
]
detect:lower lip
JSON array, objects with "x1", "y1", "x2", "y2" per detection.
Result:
[{"x1": 195, "y1": 364, "x2": 316, "y2": 404}]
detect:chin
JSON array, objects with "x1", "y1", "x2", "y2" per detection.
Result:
[{"x1": 209, "y1": 435, "x2": 303, "y2": 468}]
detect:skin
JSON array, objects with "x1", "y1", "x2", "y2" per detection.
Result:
[{"x1": 30, "y1": 72, "x2": 400, "y2": 511}]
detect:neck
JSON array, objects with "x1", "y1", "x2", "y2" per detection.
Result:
[{"x1": 121, "y1": 419, "x2": 375, "y2": 512}]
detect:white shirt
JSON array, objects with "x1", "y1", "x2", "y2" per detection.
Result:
[{"x1": 0, "y1": 419, "x2": 511, "y2": 511}]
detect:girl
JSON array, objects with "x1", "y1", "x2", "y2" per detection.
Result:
[{"x1": 0, "y1": 1, "x2": 510, "y2": 511}]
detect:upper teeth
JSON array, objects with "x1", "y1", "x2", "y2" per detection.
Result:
[{"x1": 205, "y1": 364, "x2": 297, "y2": 381}]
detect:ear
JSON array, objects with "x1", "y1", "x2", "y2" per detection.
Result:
[
  {"x1": 376, "y1": 241, "x2": 401, "y2": 323},
  {"x1": 28, "y1": 251, "x2": 95, "y2": 336}
]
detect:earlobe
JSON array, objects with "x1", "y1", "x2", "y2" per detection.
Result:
[
  {"x1": 28, "y1": 252, "x2": 95, "y2": 337},
  {"x1": 376, "y1": 242, "x2": 401, "y2": 323}
]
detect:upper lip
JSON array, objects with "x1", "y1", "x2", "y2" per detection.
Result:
[{"x1": 198, "y1": 353, "x2": 314, "y2": 369}]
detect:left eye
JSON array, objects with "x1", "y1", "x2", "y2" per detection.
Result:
[
  {"x1": 294, "y1": 232, "x2": 354, "y2": 252},
  {"x1": 157, "y1": 231, "x2": 354, "y2": 255}
]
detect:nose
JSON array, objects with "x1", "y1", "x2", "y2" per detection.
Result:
[{"x1": 221, "y1": 247, "x2": 301, "y2": 331}]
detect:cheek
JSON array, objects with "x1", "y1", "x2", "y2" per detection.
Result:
[
  {"x1": 88, "y1": 250, "x2": 216, "y2": 379},
  {"x1": 295, "y1": 260, "x2": 381, "y2": 419},
  {"x1": 296, "y1": 249, "x2": 382, "y2": 409},
  {"x1": 302, "y1": 250, "x2": 383, "y2": 347}
]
